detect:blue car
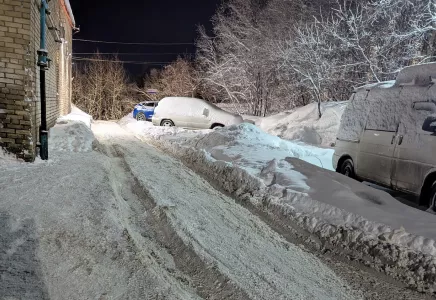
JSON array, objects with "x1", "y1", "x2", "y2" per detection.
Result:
[{"x1": 133, "y1": 101, "x2": 158, "y2": 121}]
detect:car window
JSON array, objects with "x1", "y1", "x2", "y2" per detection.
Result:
[{"x1": 144, "y1": 103, "x2": 154, "y2": 107}]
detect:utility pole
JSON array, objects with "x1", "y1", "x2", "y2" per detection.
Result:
[{"x1": 37, "y1": 0, "x2": 50, "y2": 160}]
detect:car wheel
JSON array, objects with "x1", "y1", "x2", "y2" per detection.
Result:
[
  {"x1": 340, "y1": 159, "x2": 355, "y2": 179},
  {"x1": 136, "y1": 112, "x2": 146, "y2": 121},
  {"x1": 429, "y1": 182, "x2": 436, "y2": 211},
  {"x1": 161, "y1": 119, "x2": 175, "y2": 127},
  {"x1": 211, "y1": 124, "x2": 224, "y2": 129}
]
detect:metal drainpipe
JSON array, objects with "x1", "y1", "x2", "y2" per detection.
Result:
[{"x1": 37, "y1": 0, "x2": 50, "y2": 160}]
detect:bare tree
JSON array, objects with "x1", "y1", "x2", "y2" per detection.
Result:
[
  {"x1": 73, "y1": 54, "x2": 135, "y2": 120},
  {"x1": 196, "y1": 0, "x2": 293, "y2": 116},
  {"x1": 139, "y1": 57, "x2": 198, "y2": 101}
]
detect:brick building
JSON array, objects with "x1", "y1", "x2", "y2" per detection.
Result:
[{"x1": 0, "y1": 0, "x2": 75, "y2": 161}]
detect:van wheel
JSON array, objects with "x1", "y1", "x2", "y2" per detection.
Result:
[
  {"x1": 161, "y1": 119, "x2": 175, "y2": 127},
  {"x1": 429, "y1": 182, "x2": 436, "y2": 211},
  {"x1": 340, "y1": 159, "x2": 355, "y2": 179}
]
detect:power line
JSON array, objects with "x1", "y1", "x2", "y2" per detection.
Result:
[
  {"x1": 72, "y1": 57, "x2": 171, "y2": 65},
  {"x1": 73, "y1": 52, "x2": 192, "y2": 56},
  {"x1": 73, "y1": 38, "x2": 195, "y2": 46}
]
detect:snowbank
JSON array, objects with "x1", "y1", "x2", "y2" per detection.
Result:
[
  {"x1": 48, "y1": 105, "x2": 96, "y2": 153},
  {"x1": 58, "y1": 105, "x2": 93, "y2": 128},
  {"x1": 49, "y1": 121, "x2": 95, "y2": 153},
  {"x1": 193, "y1": 123, "x2": 334, "y2": 171},
  {"x1": 122, "y1": 116, "x2": 436, "y2": 292},
  {"x1": 256, "y1": 102, "x2": 348, "y2": 147},
  {"x1": 0, "y1": 147, "x2": 22, "y2": 164},
  {"x1": 119, "y1": 112, "x2": 153, "y2": 134}
]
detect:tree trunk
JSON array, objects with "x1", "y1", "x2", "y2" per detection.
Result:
[{"x1": 318, "y1": 98, "x2": 322, "y2": 118}]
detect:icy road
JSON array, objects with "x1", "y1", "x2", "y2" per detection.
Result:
[{"x1": 0, "y1": 121, "x2": 430, "y2": 299}]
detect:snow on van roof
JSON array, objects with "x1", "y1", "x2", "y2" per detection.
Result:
[
  {"x1": 395, "y1": 62, "x2": 436, "y2": 86},
  {"x1": 161, "y1": 97, "x2": 206, "y2": 102},
  {"x1": 353, "y1": 62, "x2": 436, "y2": 93},
  {"x1": 354, "y1": 80, "x2": 395, "y2": 92}
]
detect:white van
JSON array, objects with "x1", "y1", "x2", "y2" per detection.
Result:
[
  {"x1": 334, "y1": 63, "x2": 436, "y2": 209},
  {"x1": 152, "y1": 97, "x2": 243, "y2": 129}
]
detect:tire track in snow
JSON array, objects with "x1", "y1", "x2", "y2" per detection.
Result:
[
  {"x1": 93, "y1": 121, "x2": 360, "y2": 300},
  {"x1": 97, "y1": 139, "x2": 250, "y2": 300}
]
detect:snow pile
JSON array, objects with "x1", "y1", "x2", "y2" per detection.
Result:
[
  {"x1": 122, "y1": 116, "x2": 436, "y2": 292},
  {"x1": 0, "y1": 147, "x2": 22, "y2": 164},
  {"x1": 58, "y1": 105, "x2": 93, "y2": 128},
  {"x1": 49, "y1": 121, "x2": 95, "y2": 153},
  {"x1": 49, "y1": 105, "x2": 96, "y2": 153},
  {"x1": 193, "y1": 123, "x2": 334, "y2": 171},
  {"x1": 119, "y1": 112, "x2": 153, "y2": 134},
  {"x1": 257, "y1": 102, "x2": 348, "y2": 147}
]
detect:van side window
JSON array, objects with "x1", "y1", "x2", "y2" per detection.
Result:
[
  {"x1": 398, "y1": 101, "x2": 436, "y2": 143},
  {"x1": 365, "y1": 88, "x2": 402, "y2": 132},
  {"x1": 412, "y1": 106, "x2": 435, "y2": 133}
]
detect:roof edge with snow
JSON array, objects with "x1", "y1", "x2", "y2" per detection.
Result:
[{"x1": 62, "y1": 0, "x2": 76, "y2": 27}]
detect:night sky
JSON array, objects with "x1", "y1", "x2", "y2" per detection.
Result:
[{"x1": 69, "y1": 0, "x2": 220, "y2": 79}]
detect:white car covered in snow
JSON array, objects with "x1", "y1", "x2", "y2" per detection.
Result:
[
  {"x1": 334, "y1": 62, "x2": 436, "y2": 209},
  {"x1": 152, "y1": 97, "x2": 244, "y2": 129}
]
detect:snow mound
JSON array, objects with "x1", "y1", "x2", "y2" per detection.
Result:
[
  {"x1": 58, "y1": 105, "x2": 93, "y2": 128},
  {"x1": 119, "y1": 113, "x2": 155, "y2": 134},
  {"x1": 0, "y1": 147, "x2": 22, "y2": 165},
  {"x1": 49, "y1": 120, "x2": 95, "y2": 153},
  {"x1": 194, "y1": 123, "x2": 334, "y2": 172},
  {"x1": 257, "y1": 102, "x2": 348, "y2": 147}
]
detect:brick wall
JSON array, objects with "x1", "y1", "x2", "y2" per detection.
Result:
[{"x1": 0, "y1": 0, "x2": 73, "y2": 161}]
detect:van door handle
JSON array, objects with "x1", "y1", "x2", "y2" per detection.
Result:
[
  {"x1": 398, "y1": 135, "x2": 403, "y2": 145},
  {"x1": 391, "y1": 135, "x2": 396, "y2": 144}
]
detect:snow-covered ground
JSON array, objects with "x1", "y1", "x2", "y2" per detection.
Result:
[
  {"x1": 1, "y1": 104, "x2": 434, "y2": 298},
  {"x1": 121, "y1": 114, "x2": 436, "y2": 292},
  {"x1": 0, "y1": 109, "x2": 364, "y2": 299}
]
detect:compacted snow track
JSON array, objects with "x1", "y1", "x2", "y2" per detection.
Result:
[{"x1": 92, "y1": 121, "x2": 359, "y2": 300}]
